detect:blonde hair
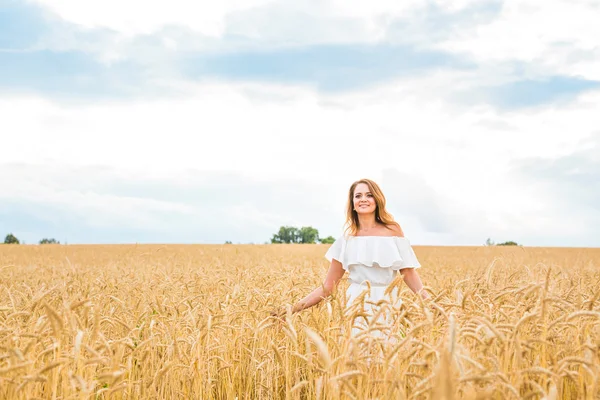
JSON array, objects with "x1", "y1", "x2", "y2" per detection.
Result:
[{"x1": 343, "y1": 178, "x2": 400, "y2": 237}]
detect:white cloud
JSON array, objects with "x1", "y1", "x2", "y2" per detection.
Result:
[
  {"x1": 0, "y1": 163, "x2": 347, "y2": 244},
  {"x1": 436, "y1": 0, "x2": 600, "y2": 79},
  {"x1": 5, "y1": 0, "x2": 600, "y2": 246},
  {"x1": 30, "y1": 0, "x2": 481, "y2": 51},
  {"x1": 29, "y1": 0, "x2": 600, "y2": 86},
  {"x1": 30, "y1": 0, "x2": 275, "y2": 37},
  {"x1": 31, "y1": 0, "x2": 416, "y2": 36},
  {"x1": 0, "y1": 164, "x2": 196, "y2": 229},
  {"x1": 2, "y1": 74, "x2": 599, "y2": 245}
]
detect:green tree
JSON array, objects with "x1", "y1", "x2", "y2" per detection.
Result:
[
  {"x1": 320, "y1": 236, "x2": 336, "y2": 244},
  {"x1": 298, "y1": 226, "x2": 319, "y2": 244},
  {"x1": 485, "y1": 238, "x2": 519, "y2": 246},
  {"x1": 4, "y1": 233, "x2": 19, "y2": 244},
  {"x1": 271, "y1": 226, "x2": 300, "y2": 244},
  {"x1": 497, "y1": 241, "x2": 520, "y2": 246},
  {"x1": 39, "y1": 238, "x2": 60, "y2": 244},
  {"x1": 270, "y1": 226, "x2": 323, "y2": 244}
]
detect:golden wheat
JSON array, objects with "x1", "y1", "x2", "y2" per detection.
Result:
[{"x1": 0, "y1": 244, "x2": 599, "y2": 399}]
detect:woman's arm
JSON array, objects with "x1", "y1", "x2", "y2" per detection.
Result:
[
  {"x1": 290, "y1": 259, "x2": 345, "y2": 314},
  {"x1": 401, "y1": 268, "x2": 430, "y2": 300},
  {"x1": 389, "y1": 224, "x2": 429, "y2": 299}
]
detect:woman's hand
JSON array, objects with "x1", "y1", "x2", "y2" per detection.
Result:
[
  {"x1": 419, "y1": 288, "x2": 432, "y2": 301},
  {"x1": 271, "y1": 260, "x2": 343, "y2": 321}
]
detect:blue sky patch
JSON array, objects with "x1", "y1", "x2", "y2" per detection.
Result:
[
  {"x1": 0, "y1": 1, "x2": 49, "y2": 49},
  {"x1": 483, "y1": 76, "x2": 600, "y2": 109},
  {"x1": 0, "y1": 49, "x2": 146, "y2": 98},
  {"x1": 183, "y1": 44, "x2": 471, "y2": 91}
]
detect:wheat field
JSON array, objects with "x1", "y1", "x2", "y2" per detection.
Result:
[{"x1": 0, "y1": 244, "x2": 599, "y2": 399}]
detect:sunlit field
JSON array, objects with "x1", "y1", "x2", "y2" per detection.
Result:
[{"x1": 1, "y1": 244, "x2": 599, "y2": 399}]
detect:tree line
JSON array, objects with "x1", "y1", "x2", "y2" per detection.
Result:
[
  {"x1": 3, "y1": 233, "x2": 60, "y2": 245},
  {"x1": 270, "y1": 226, "x2": 335, "y2": 244},
  {"x1": 3, "y1": 232, "x2": 520, "y2": 246},
  {"x1": 485, "y1": 238, "x2": 520, "y2": 246}
]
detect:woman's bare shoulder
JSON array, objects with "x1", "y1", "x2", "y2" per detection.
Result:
[{"x1": 386, "y1": 223, "x2": 404, "y2": 237}]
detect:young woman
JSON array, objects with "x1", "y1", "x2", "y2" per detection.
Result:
[{"x1": 278, "y1": 178, "x2": 430, "y2": 337}]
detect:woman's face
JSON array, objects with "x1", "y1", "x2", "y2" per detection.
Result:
[{"x1": 353, "y1": 183, "x2": 377, "y2": 215}]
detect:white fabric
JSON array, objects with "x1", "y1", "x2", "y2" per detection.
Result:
[
  {"x1": 324, "y1": 235, "x2": 422, "y2": 341},
  {"x1": 325, "y1": 235, "x2": 421, "y2": 273}
]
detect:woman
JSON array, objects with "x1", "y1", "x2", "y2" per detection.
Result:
[{"x1": 278, "y1": 178, "x2": 430, "y2": 338}]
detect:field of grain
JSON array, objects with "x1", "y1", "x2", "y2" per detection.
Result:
[{"x1": 1, "y1": 244, "x2": 599, "y2": 399}]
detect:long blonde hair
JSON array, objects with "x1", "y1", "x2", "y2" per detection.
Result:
[{"x1": 343, "y1": 178, "x2": 400, "y2": 237}]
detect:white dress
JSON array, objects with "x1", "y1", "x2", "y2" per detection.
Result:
[{"x1": 324, "y1": 235, "x2": 421, "y2": 340}]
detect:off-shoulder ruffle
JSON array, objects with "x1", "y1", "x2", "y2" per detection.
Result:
[{"x1": 324, "y1": 235, "x2": 421, "y2": 271}]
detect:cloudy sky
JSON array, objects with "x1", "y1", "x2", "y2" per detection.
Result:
[{"x1": 1, "y1": 0, "x2": 599, "y2": 246}]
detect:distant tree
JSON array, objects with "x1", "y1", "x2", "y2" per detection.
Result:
[
  {"x1": 224, "y1": 241, "x2": 232, "y2": 244},
  {"x1": 298, "y1": 226, "x2": 319, "y2": 244},
  {"x1": 4, "y1": 233, "x2": 19, "y2": 244},
  {"x1": 271, "y1": 226, "x2": 299, "y2": 244},
  {"x1": 497, "y1": 241, "x2": 520, "y2": 246},
  {"x1": 320, "y1": 236, "x2": 336, "y2": 244},
  {"x1": 270, "y1": 226, "x2": 320, "y2": 244},
  {"x1": 485, "y1": 238, "x2": 520, "y2": 246},
  {"x1": 39, "y1": 238, "x2": 60, "y2": 244}
]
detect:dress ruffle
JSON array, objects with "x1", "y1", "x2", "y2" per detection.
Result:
[{"x1": 324, "y1": 235, "x2": 421, "y2": 271}]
